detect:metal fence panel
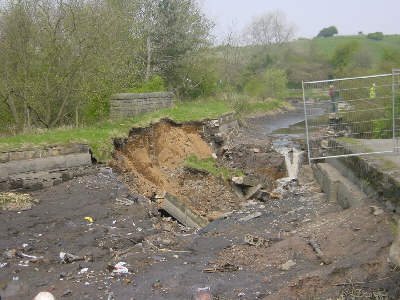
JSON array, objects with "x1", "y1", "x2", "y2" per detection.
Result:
[{"x1": 303, "y1": 72, "x2": 400, "y2": 162}]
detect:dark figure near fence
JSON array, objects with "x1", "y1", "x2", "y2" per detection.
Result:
[{"x1": 329, "y1": 85, "x2": 338, "y2": 113}]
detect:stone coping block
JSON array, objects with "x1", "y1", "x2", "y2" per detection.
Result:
[
  {"x1": 0, "y1": 143, "x2": 89, "y2": 163},
  {"x1": 111, "y1": 92, "x2": 174, "y2": 100},
  {"x1": 110, "y1": 92, "x2": 175, "y2": 120},
  {"x1": 1, "y1": 153, "x2": 91, "y2": 179}
]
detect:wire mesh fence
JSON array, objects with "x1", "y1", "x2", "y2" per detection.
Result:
[{"x1": 302, "y1": 72, "x2": 400, "y2": 162}]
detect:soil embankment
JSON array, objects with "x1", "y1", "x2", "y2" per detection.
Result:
[{"x1": 111, "y1": 119, "x2": 286, "y2": 220}]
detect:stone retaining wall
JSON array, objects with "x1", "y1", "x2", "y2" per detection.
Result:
[
  {"x1": 202, "y1": 113, "x2": 240, "y2": 152},
  {"x1": 0, "y1": 144, "x2": 93, "y2": 192},
  {"x1": 326, "y1": 139, "x2": 400, "y2": 213},
  {"x1": 110, "y1": 92, "x2": 175, "y2": 119}
]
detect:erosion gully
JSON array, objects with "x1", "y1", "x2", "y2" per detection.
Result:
[{"x1": 1, "y1": 103, "x2": 399, "y2": 300}]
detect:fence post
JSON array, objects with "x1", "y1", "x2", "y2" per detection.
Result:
[
  {"x1": 393, "y1": 69, "x2": 396, "y2": 153},
  {"x1": 302, "y1": 80, "x2": 312, "y2": 165}
]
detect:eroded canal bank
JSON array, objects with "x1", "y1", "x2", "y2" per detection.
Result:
[{"x1": 1, "y1": 109, "x2": 399, "y2": 300}]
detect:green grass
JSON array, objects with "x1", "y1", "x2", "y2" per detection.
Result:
[
  {"x1": 292, "y1": 34, "x2": 400, "y2": 65},
  {"x1": 247, "y1": 99, "x2": 286, "y2": 113},
  {"x1": 184, "y1": 155, "x2": 244, "y2": 180},
  {"x1": 287, "y1": 89, "x2": 303, "y2": 99},
  {"x1": 0, "y1": 97, "x2": 286, "y2": 162},
  {"x1": 0, "y1": 99, "x2": 233, "y2": 162},
  {"x1": 337, "y1": 137, "x2": 362, "y2": 145}
]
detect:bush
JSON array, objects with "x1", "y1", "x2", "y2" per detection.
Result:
[
  {"x1": 243, "y1": 76, "x2": 265, "y2": 98},
  {"x1": 367, "y1": 32, "x2": 384, "y2": 41},
  {"x1": 316, "y1": 26, "x2": 338, "y2": 38},
  {"x1": 127, "y1": 76, "x2": 165, "y2": 93},
  {"x1": 224, "y1": 93, "x2": 251, "y2": 118},
  {"x1": 331, "y1": 41, "x2": 360, "y2": 74},
  {"x1": 243, "y1": 68, "x2": 288, "y2": 100},
  {"x1": 263, "y1": 68, "x2": 289, "y2": 100},
  {"x1": 183, "y1": 67, "x2": 219, "y2": 99}
]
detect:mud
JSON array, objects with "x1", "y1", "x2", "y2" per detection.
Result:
[{"x1": 1, "y1": 110, "x2": 400, "y2": 300}]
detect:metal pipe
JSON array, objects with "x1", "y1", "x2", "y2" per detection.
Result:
[
  {"x1": 304, "y1": 73, "x2": 392, "y2": 84},
  {"x1": 310, "y1": 151, "x2": 395, "y2": 161},
  {"x1": 393, "y1": 69, "x2": 396, "y2": 153}
]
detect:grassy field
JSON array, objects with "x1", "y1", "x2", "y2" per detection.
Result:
[
  {"x1": 292, "y1": 34, "x2": 400, "y2": 65},
  {"x1": 0, "y1": 98, "x2": 285, "y2": 162}
]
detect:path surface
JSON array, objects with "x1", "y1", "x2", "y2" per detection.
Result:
[{"x1": 1, "y1": 113, "x2": 400, "y2": 300}]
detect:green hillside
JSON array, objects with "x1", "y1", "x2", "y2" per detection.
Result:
[{"x1": 292, "y1": 34, "x2": 400, "y2": 65}]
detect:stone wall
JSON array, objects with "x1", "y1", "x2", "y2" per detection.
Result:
[
  {"x1": 110, "y1": 92, "x2": 175, "y2": 119},
  {"x1": 0, "y1": 144, "x2": 93, "y2": 192},
  {"x1": 202, "y1": 113, "x2": 240, "y2": 153}
]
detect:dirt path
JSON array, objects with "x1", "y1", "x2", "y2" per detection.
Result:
[{"x1": 1, "y1": 113, "x2": 400, "y2": 300}]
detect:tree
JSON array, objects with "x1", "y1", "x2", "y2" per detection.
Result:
[
  {"x1": 316, "y1": 26, "x2": 338, "y2": 38},
  {"x1": 331, "y1": 41, "x2": 360, "y2": 74},
  {"x1": 0, "y1": 0, "x2": 137, "y2": 130},
  {"x1": 263, "y1": 68, "x2": 288, "y2": 100},
  {"x1": 130, "y1": 0, "x2": 213, "y2": 88},
  {"x1": 244, "y1": 10, "x2": 295, "y2": 47},
  {"x1": 367, "y1": 32, "x2": 384, "y2": 41},
  {"x1": 0, "y1": 0, "x2": 213, "y2": 132},
  {"x1": 219, "y1": 23, "x2": 247, "y2": 90}
]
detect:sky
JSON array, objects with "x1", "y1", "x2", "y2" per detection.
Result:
[{"x1": 201, "y1": 0, "x2": 400, "y2": 41}]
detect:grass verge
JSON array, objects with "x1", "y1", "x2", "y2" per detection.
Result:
[{"x1": 0, "y1": 97, "x2": 286, "y2": 162}]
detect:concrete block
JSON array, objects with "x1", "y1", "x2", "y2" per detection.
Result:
[
  {"x1": 0, "y1": 168, "x2": 8, "y2": 181},
  {"x1": 0, "y1": 152, "x2": 10, "y2": 163},
  {"x1": 159, "y1": 193, "x2": 209, "y2": 229},
  {"x1": 1, "y1": 153, "x2": 91, "y2": 176},
  {"x1": 312, "y1": 163, "x2": 366, "y2": 209}
]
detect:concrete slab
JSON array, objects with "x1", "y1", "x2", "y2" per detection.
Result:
[
  {"x1": 327, "y1": 138, "x2": 400, "y2": 213},
  {"x1": 312, "y1": 163, "x2": 366, "y2": 209},
  {"x1": 158, "y1": 193, "x2": 209, "y2": 229}
]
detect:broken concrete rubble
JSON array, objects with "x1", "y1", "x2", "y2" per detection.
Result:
[
  {"x1": 239, "y1": 212, "x2": 262, "y2": 222},
  {"x1": 231, "y1": 176, "x2": 244, "y2": 185},
  {"x1": 281, "y1": 260, "x2": 296, "y2": 271},
  {"x1": 158, "y1": 193, "x2": 209, "y2": 229},
  {"x1": 244, "y1": 234, "x2": 267, "y2": 247},
  {"x1": 245, "y1": 184, "x2": 262, "y2": 200}
]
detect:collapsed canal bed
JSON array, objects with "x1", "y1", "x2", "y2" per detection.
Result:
[{"x1": 1, "y1": 112, "x2": 400, "y2": 299}]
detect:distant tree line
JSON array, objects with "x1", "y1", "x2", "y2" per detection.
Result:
[{"x1": 1, "y1": 3, "x2": 399, "y2": 134}]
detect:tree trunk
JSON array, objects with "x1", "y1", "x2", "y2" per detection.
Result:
[
  {"x1": 8, "y1": 96, "x2": 20, "y2": 127},
  {"x1": 75, "y1": 105, "x2": 79, "y2": 127},
  {"x1": 145, "y1": 36, "x2": 152, "y2": 82}
]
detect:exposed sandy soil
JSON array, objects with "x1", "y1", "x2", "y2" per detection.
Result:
[
  {"x1": 1, "y1": 111, "x2": 400, "y2": 300},
  {"x1": 111, "y1": 120, "x2": 213, "y2": 198},
  {"x1": 111, "y1": 119, "x2": 286, "y2": 219}
]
